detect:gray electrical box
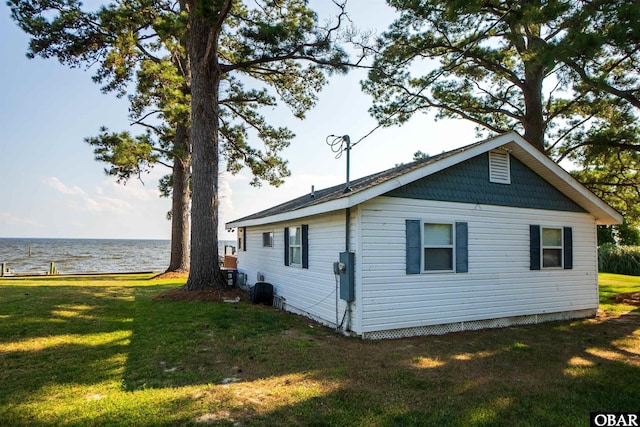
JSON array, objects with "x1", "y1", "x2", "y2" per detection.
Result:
[{"x1": 339, "y1": 251, "x2": 355, "y2": 302}]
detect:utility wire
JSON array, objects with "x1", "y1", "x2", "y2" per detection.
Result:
[{"x1": 343, "y1": 2, "x2": 519, "y2": 151}]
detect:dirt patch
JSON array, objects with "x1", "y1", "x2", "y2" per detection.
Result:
[
  {"x1": 155, "y1": 286, "x2": 247, "y2": 302},
  {"x1": 613, "y1": 292, "x2": 640, "y2": 306},
  {"x1": 152, "y1": 272, "x2": 189, "y2": 280}
]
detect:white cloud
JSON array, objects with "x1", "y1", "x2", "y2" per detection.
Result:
[
  {"x1": 41, "y1": 176, "x2": 136, "y2": 216},
  {"x1": 69, "y1": 196, "x2": 131, "y2": 215},
  {"x1": 102, "y1": 178, "x2": 159, "y2": 202},
  {"x1": 0, "y1": 212, "x2": 41, "y2": 227},
  {"x1": 42, "y1": 177, "x2": 87, "y2": 196}
]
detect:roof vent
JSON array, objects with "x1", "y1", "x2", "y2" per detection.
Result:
[
  {"x1": 489, "y1": 149, "x2": 511, "y2": 184},
  {"x1": 310, "y1": 185, "x2": 315, "y2": 199}
]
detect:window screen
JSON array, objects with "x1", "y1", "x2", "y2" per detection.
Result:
[
  {"x1": 542, "y1": 227, "x2": 563, "y2": 268},
  {"x1": 262, "y1": 232, "x2": 273, "y2": 247},
  {"x1": 424, "y1": 223, "x2": 453, "y2": 271},
  {"x1": 288, "y1": 226, "x2": 302, "y2": 265}
]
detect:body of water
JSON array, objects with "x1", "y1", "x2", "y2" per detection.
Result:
[
  {"x1": 0, "y1": 238, "x2": 236, "y2": 275},
  {"x1": 0, "y1": 238, "x2": 171, "y2": 275}
]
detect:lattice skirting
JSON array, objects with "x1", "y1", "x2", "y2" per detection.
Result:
[
  {"x1": 361, "y1": 309, "x2": 597, "y2": 340},
  {"x1": 272, "y1": 295, "x2": 286, "y2": 311}
]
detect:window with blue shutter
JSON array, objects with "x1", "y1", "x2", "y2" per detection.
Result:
[
  {"x1": 406, "y1": 220, "x2": 468, "y2": 274},
  {"x1": 530, "y1": 225, "x2": 572, "y2": 270},
  {"x1": 285, "y1": 225, "x2": 309, "y2": 268}
]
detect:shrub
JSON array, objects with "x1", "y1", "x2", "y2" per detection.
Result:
[{"x1": 598, "y1": 243, "x2": 640, "y2": 276}]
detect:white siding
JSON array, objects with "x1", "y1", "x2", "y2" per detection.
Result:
[
  {"x1": 358, "y1": 197, "x2": 599, "y2": 334},
  {"x1": 237, "y1": 210, "x2": 360, "y2": 332},
  {"x1": 237, "y1": 196, "x2": 600, "y2": 337}
]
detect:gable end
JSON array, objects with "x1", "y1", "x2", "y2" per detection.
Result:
[{"x1": 385, "y1": 153, "x2": 586, "y2": 213}]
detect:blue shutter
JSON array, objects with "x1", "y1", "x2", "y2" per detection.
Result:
[
  {"x1": 455, "y1": 222, "x2": 468, "y2": 273},
  {"x1": 284, "y1": 227, "x2": 290, "y2": 266},
  {"x1": 564, "y1": 227, "x2": 573, "y2": 269},
  {"x1": 241, "y1": 227, "x2": 247, "y2": 251},
  {"x1": 302, "y1": 224, "x2": 309, "y2": 269},
  {"x1": 406, "y1": 220, "x2": 421, "y2": 274},
  {"x1": 530, "y1": 225, "x2": 541, "y2": 270}
]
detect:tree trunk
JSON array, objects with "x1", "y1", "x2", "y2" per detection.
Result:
[
  {"x1": 522, "y1": 65, "x2": 546, "y2": 153},
  {"x1": 520, "y1": 7, "x2": 547, "y2": 154},
  {"x1": 166, "y1": 121, "x2": 191, "y2": 273},
  {"x1": 184, "y1": 2, "x2": 225, "y2": 290}
]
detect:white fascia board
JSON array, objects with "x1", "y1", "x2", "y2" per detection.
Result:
[{"x1": 225, "y1": 198, "x2": 349, "y2": 229}]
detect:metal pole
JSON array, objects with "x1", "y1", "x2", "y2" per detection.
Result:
[{"x1": 343, "y1": 135, "x2": 351, "y2": 193}]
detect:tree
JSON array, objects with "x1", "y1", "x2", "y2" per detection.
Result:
[
  {"x1": 362, "y1": 0, "x2": 640, "y2": 225},
  {"x1": 9, "y1": 0, "x2": 193, "y2": 272},
  {"x1": 556, "y1": 0, "x2": 640, "y2": 226},
  {"x1": 362, "y1": 0, "x2": 593, "y2": 153},
  {"x1": 413, "y1": 150, "x2": 429, "y2": 161},
  {"x1": 567, "y1": 103, "x2": 640, "y2": 227},
  {"x1": 184, "y1": 0, "x2": 350, "y2": 289},
  {"x1": 10, "y1": 0, "x2": 352, "y2": 288},
  {"x1": 561, "y1": 0, "x2": 639, "y2": 112}
]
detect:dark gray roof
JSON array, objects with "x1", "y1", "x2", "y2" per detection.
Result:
[{"x1": 229, "y1": 140, "x2": 485, "y2": 223}]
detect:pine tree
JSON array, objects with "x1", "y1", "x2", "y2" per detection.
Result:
[
  {"x1": 10, "y1": 0, "x2": 351, "y2": 287},
  {"x1": 10, "y1": 0, "x2": 193, "y2": 272},
  {"x1": 363, "y1": 0, "x2": 640, "y2": 225},
  {"x1": 184, "y1": 0, "x2": 349, "y2": 289}
]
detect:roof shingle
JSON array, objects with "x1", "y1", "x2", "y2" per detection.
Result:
[{"x1": 229, "y1": 141, "x2": 483, "y2": 223}]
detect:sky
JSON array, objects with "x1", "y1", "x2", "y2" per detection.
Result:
[{"x1": 0, "y1": 1, "x2": 479, "y2": 241}]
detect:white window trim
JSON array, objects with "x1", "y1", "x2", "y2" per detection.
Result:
[
  {"x1": 541, "y1": 226, "x2": 564, "y2": 269},
  {"x1": 422, "y1": 221, "x2": 456, "y2": 273},
  {"x1": 288, "y1": 225, "x2": 302, "y2": 266}
]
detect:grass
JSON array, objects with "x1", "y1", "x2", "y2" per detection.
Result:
[
  {"x1": 0, "y1": 273, "x2": 638, "y2": 426},
  {"x1": 599, "y1": 273, "x2": 640, "y2": 313}
]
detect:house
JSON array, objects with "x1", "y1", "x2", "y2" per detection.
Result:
[{"x1": 225, "y1": 132, "x2": 622, "y2": 339}]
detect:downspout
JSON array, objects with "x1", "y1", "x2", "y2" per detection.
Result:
[
  {"x1": 343, "y1": 134, "x2": 352, "y2": 332},
  {"x1": 345, "y1": 207, "x2": 350, "y2": 253},
  {"x1": 344, "y1": 206, "x2": 352, "y2": 332}
]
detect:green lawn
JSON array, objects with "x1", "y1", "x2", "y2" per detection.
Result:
[{"x1": 0, "y1": 273, "x2": 638, "y2": 426}]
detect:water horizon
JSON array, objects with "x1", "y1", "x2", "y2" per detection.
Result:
[{"x1": 0, "y1": 238, "x2": 236, "y2": 275}]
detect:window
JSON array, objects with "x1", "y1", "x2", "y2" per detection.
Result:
[
  {"x1": 530, "y1": 225, "x2": 573, "y2": 270},
  {"x1": 424, "y1": 223, "x2": 454, "y2": 271},
  {"x1": 284, "y1": 225, "x2": 308, "y2": 268},
  {"x1": 406, "y1": 220, "x2": 468, "y2": 274},
  {"x1": 288, "y1": 226, "x2": 302, "y2": 265},
  {"x1": 262, "y1": 231, "x2": 273, "y2": 248},
  {"x1": 542, "y1": 227, "x2": 563, "y2": 268}
]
